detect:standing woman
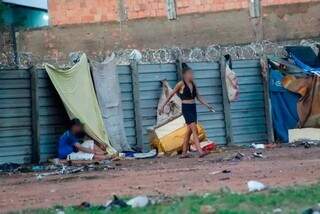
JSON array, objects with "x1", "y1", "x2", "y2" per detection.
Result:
[{"x1": 159, "y1": 63, "x2": 214, "y2": 158}]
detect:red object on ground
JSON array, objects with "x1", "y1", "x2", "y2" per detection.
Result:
[{"x1": 191, "y1": 140, "x2": 217, "y2": 152}]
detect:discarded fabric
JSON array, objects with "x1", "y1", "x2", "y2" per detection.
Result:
[
  {"x1": 119, "y1": 149, "x2": 157, "y2": 159},
  {"x1": 156, "y1": 80, "x2": 182, "y2": 126},
  {"x1": 225, "y1": 54, "x2": 239, "y2": 102},
  {"x1": 283, "y1": 75, "x2": 320, "y2": 128},
  {"x1": 190, "y1": 141, "x2": 217, "y2": 153},
  {"x1": 91, "y1": 54, "x2": 131, "y2": 152}
]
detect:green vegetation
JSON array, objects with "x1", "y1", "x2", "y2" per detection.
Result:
[{"x1": 18, "y1": 183, "x2": 320, "y2": 214}]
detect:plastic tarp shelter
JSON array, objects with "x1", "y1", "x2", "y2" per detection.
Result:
[
  {"x1": 44, "y1": 54, "x2": 116, "y2": 155},
  {"x1": 269, "y1": 69, "x2": 299, "y2": 143},
  {"x1": 285, "y1": 46, "x2": 320, "y2": 76}
]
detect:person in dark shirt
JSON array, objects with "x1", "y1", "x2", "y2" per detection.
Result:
[{"x1": 58, "y1": 118, "x2": 108, "y2": 160}]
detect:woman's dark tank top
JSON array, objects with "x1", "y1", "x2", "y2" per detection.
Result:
[{"x1": 178, "y1": 80, "x2": 197, "y2": 100}]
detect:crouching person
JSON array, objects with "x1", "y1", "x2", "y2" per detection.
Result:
[{"x1": 58, "y1": 118, "x2": 109, "y2": 161}]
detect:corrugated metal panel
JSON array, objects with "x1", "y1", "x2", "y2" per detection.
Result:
[
  {"x1": 0, "y1": 60, "x2": 268, "y2": 162},
  {"x1": 37, "y1": 70, "x2": 68, "y2": 162},
  {"x1": 0, "y1": 69, "x2": 32, "y2": 164},
  {"x1": 138, "y1": 64, "x2": 177, "y2": 150},
  {"x1": 230, "y1": 60, "x2": 267, "y2": 144},
  {"x1": 117, "y1": 65, "x2": 137, "y2": 146},
  {"x1": 189, "y1": 62, "x2": 226, "y2": 144}
]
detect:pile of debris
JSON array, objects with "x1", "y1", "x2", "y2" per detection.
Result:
[{"x1": 0, "y1": 159, "x2": 115, "y2": 180}]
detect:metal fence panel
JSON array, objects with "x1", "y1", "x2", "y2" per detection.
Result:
[
  {"x1": 0, "y1": 59, "x2": 268, "y2": 163},
  {"x1": 117, "y1": 65, "x2": 137, "y2": 146},
  {"x1": 0, "y1": 69, "x2": 32, "y2": 164},
  {"x1": 230, "y1": 60, "x2": 267, "y2": 144},
  {"x1": 37, "y1": 70, "x2": 69, "y2": 162}
]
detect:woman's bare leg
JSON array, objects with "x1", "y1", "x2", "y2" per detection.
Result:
[
  {"x1": 181, "y1": 126, "x2": 192, "y2": 156},
  {"x1": 189, "y1": 123, "x2": 204, "y2": 155}
]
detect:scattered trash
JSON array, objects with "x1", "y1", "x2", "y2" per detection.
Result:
[
  {"x1": 247, "y1": 180, "x2": 268, "y2": 192},
  {"x1": 210, "y1": 170, "x2": 221, "y2": 175},
  {"x1": 234, "y1": 152, "x2": 245, "y2": 160},
  {"x1": 148, "y1": 195, "x2": 174, "y2": 205},
  {"x1": 265, "y1": 143, "x2": 278, "y2": 149},
  {"x1": 219, "y1": 177, "x2": 230, "y2": 181},
  {"x1": 202, "y1": 193, "x2": 211, "y2": 198},
  {"x1": 219, "y1": 186, "x2": 232, "y2": 194},
  {"x1": 105, "y1": 195, "x2": 129, "y2": 209},
  {"x1": 127, "y1": 196, "x2": 149, "y2": 208},
  {"x1": 200, "y1": 205, "x2": 216, "y2": 214},
  {"x1": 251, "y1": 143, "x2": 265, "y2": 149},
  {"x1": 304, "y1": 142, "x2": 312, "y2": 149},
  {"x1": 273, "y1": 208, "x2": 283, "y2": 213},
  {"x1": 302, "y1": 204, "x2": 320, "y2": 214},
  {"x1": 32, "y1": 165, "x2": 46, "y2": 172},
  {"x1": 79, "y1": 201, "x2": 91, "y2": 208},
  {"x1": 36, "y1": 174, "x2": 43, "y2": 180},
  {"x1": 55, "y1": 209, "x2": 65, "y2": 214},
  {"x1": 252, "y1": 152, "x2": 264, "y2": 158},
  {"x1": 0, "y1": 163, "x2": 21, "y2": 173},
  {"x1": 191, "y1": 141, "x2": 217, "y2": 153}
]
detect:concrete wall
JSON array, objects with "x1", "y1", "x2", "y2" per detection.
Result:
[{"x1": 0, "y1": 1, "x2": 319, "y2": 68}]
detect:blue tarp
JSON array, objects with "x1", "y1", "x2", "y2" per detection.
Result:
[
  {"x1": 269, "y1": 69, "x2": 299, "y2": 143},
  {"x1": 285, "y1": 46, "x2": 320, "y2": 76}
]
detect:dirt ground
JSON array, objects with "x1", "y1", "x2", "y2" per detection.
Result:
[{"x1": 1, "y1": 146, "x2": 320, "y2": 213}]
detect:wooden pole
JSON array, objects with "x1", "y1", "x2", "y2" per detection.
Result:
[
  {"x1": 129, "y1": 60, "x2": 144, "y2": 151},
  {"x1": 260, "y1": 55, "x2": 275, "y2": 144},
  {"x1": 30, "y1": 67, "x2": 40, "y2": 163},
  {"x1": 175, "y1": 55, "x2": 183, "y2": 81},
  {"x1": 219, "y1": 56, "x2": 234, "y2": 145}
]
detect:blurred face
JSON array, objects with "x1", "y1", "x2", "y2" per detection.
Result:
[
  {"x1": 183, "y1": 69, "x2": 193, "y2": 81},
  {"x1": 71, "y1": 124, "x2": 83, "y2": 135}
]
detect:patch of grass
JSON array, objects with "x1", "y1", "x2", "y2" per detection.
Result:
[{"x1": 18, "y1": 183, "x2": 320, "y2": 214}]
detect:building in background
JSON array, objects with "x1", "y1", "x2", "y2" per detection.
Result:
[{"x1": 1, "y1": 0, "x2": 48, "y2": 28}]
